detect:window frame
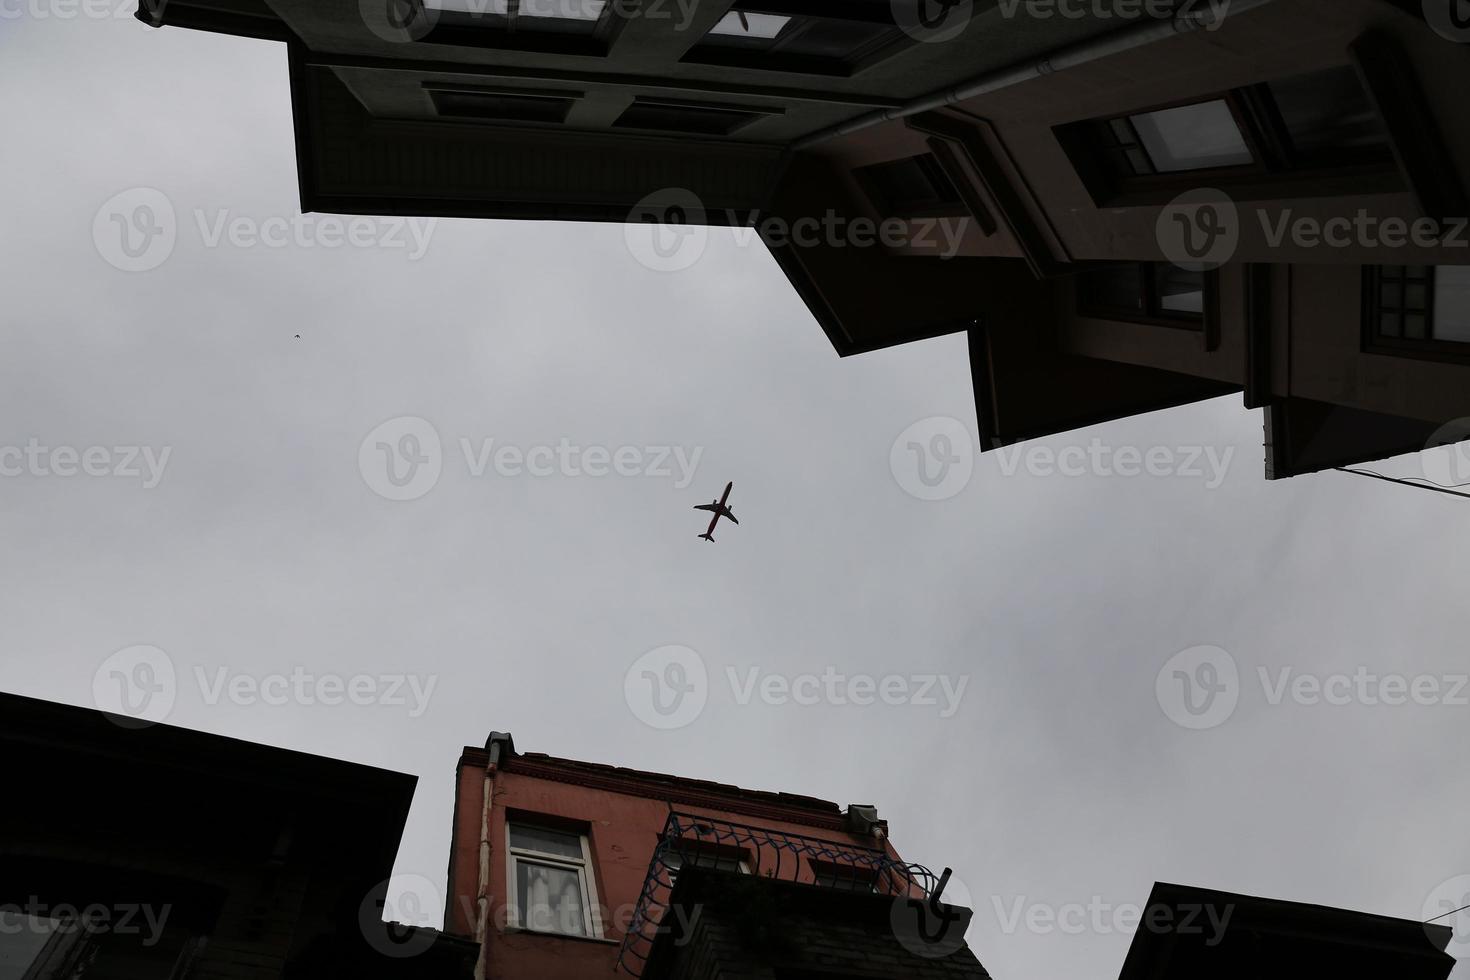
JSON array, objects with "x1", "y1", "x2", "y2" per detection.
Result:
[
  {"x1": 1075, "y1": 262, "x2": 1213, "y2": 332},
  {"x1": 1056, "y1": 69, "x2": 1402, "y2": 208},
  {"x1": 415, "y1": 0, "x2": 629, "y2": 56},
  {"x1": 611, "y1": 96, "x2": 780, "y2": 136},
  {"x1": 682, "y1": 1, "x2": 934, "y2": 77},
  {"x1": 504, "y1": 821, "x2": 605, "y2": 939},
  {"x1": 1362, "y1": 265, "x2": 1470, "y2": 364},
  {"x1": 807, "y1": 858, "x2": 882, "y2": 894},
  {"x1": 852, "y1": 152, "x2": 968, "y2": 221}
]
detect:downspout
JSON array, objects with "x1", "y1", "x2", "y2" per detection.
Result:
[
  {"x1": 475, "y1": 732, "x2": 515, "y2": 980},
  {"x1": 792, "y1": 0, "x2": 1279, "y2": 151}
]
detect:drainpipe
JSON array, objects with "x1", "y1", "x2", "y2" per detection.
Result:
[
  {"x1": 792, "y1": 0, "x2": 1279, "y2": 151},
  {"x1": 475, "y1": 732, "x2": 515, "y2": 980}
]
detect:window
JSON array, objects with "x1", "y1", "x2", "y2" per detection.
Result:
[
  {"x1": 1059, "y1": 66, "x2": 1397, "y2": 204},
  {"x1": 419, "y1": 0, "x2": 622, "y2": 53},
  {"x1": 854, "y1": 154, "x2": 964, "y2": 219},
  {"x1": 1364, "y1": 266, "x2": 1470, "y2": 360},
  {"x1": 685, "y1": 1, "x2": 921, "y2": 76},
  {"x1": 809, "y1": 860, "x2": 880, "y2": 893},
  {"x1": 613, "y1": 97, "x2": 776, "y2": 136},
  {"x1": 428, "y1": 87, "x2": 579, "y2": 124},
  {"x1": 1077, "y1": 263, "x2": 1207, "y2": 328},
  {"x1": 507, "y1": 822, "x2": 602, "y2": 937},
  {"x1": 664, "y1": 847, "x2": 751, "y2": 884}
]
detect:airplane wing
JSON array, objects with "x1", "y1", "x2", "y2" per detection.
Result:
[
  {"x1": 694, "y1": 504, "x2": 720, "y2": 513},
  {"x1": 720, "y1": 507, "x2": 738, "y2": 525}
]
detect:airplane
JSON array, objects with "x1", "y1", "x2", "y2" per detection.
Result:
[{"x1": 693, "y1": 482, "x2": 738, "y2": 542}]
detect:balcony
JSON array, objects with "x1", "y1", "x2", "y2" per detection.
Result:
[{"x1": 616, "y1": 812, "x2": 982, "y2": 979}]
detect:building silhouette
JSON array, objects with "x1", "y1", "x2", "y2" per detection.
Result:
[
  {"x1": 445, "y1": 731, "x2": 986, "y2": 978},
  {"x1": 138, "y1": 0, "x2": 1470, "y2": 480},
  {"x1": 3, "y1": 693, "x2": 1459, "y2": 978}
]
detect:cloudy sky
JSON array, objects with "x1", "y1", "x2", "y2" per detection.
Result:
[{"x1": 4, "y1": 10, "x2": 1470, "y2": 979}]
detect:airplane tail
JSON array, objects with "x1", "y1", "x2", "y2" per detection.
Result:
[{"x1": 698, "y1": 533, "x2": 715, "y2": 542}]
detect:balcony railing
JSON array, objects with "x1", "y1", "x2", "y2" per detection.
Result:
[{"x1": 615, "y1": 811, "x2": 944, "y2": 976}]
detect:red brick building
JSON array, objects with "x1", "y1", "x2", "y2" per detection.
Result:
[{"x1": 444, "y1": 732, "x2": 988, "y2": 979}]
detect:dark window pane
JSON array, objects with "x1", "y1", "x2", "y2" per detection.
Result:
[
  {"x1": 780, "y1": 18, "x2": 891, "y2": 59},
  {"x1": 1433, "y1": 266, "x2": 1470, "y2": 343},
  {"x1": 1405, "y1": 314, "x2": 1428, "y2": 339},
  {"x1": 1379, "y1": 313, "x2": 1401, "y2": 338},
  {"x1": 1079, "y1": 264, "x2": 1147, "y2": 315},
  {"x1": 1380, "y1": 282, "x2": 1402, "y2": 309},
  {"x1": 1129, "y1": 100, "x2": 1254, "y2": 172},
  {"x1": 429, "y1": 89, "x2": 576, "y2": 123},
  {"x1": 1268, "y1": 66, "x2": 1388, "y2": 159},
  {"x1": 1404, "y1": 283, "x2": 1428, "y2": 310},
  {"x1": 613, "y1": 98, "x2": 768, "y2": 135},
  {"x1": 509, "y1": 824, "x2": 584, "y2": 859},
  {"x1": 1154, "y1": 265, "x2": 1205, "y2": 317},
  {"x1": 855, "y1": 154, "x2": 962, "y2": 217}
]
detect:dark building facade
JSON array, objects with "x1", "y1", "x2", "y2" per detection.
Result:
[
  {"x1": 445, "y1": 732, "x2": 988, "y2": 979},
  {"x1": 0, "y1": 692, "x2": 475, "y2": 979},
  {"x1": 138, "y1": 0, "x2": 1470, "y2": 481}
]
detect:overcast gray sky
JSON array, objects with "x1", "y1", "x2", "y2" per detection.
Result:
[{"x1": 3, "y1": 11, "x2": 1470, "y2": 980}]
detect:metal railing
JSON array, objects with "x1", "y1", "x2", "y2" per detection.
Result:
[{"x1": 614, "y1": 811, "x2": 943, "y2": 976}]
